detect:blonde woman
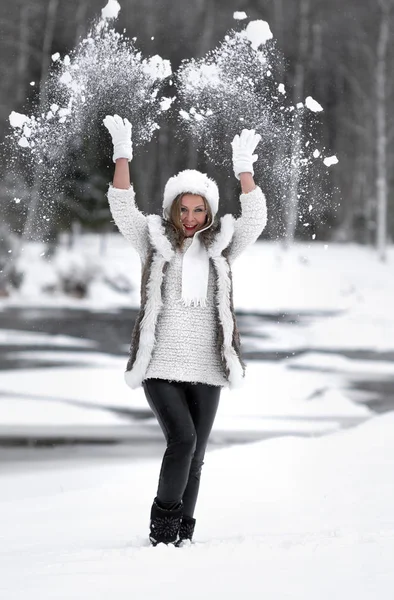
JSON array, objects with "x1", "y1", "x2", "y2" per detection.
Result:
[{"x1": 104, "y1": 115, "x2": 267, "y2": 546}]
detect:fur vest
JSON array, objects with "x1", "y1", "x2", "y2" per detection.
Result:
[{"x1": 124, "y1": 213, "x2": 246, "y2": 390}]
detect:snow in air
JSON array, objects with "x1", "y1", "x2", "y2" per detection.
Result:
[
  {"x1": 159, "y1": 97, "x2": 175, "y2": 111},
  {"x1": 324, "y1": 155, "x2": 339, "y2": 167},
  {"x1": 101, "y1": 0, "x2": 121, "y2": 20},
  {"x1": 142, "y1": 55, "x2": 172, "y2": 80},
  {"x1": 233, "y1": 11, "x2": 248, "y2": 20},
  {"x1": 9, "y1": 111, "x2": 29, "y2": 129},
  {"x1": 305, "y1": 95, "x2": 323, "y2": 112},
  {"x1": 243, "y1": 20, "x2": 273, "y2": 50},
  {"x1": 7, "y1": 1, "x2": 337, "y2": 239}
]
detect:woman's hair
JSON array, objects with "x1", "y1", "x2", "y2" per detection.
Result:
[{"x1": 169, "y1": 193, "x2": 213, "y2": 247}]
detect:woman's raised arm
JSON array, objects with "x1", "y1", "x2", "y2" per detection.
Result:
[
  {"x1": 113, "y1": 157, "x2": 131, "y2": 189},
  {"x1": 104, "y1": 115, "x2": 149, "y2": 261},
  {"x1": 227, "y1": 129, "x2": 267, "y2": 262}
]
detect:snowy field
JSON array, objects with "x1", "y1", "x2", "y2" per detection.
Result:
[
  {"x1": 0, "y1": 236, "x2": 393, "y2": 598},
  {"x1": 1, "y1": 413, "x2": 394, "y2": 599}
]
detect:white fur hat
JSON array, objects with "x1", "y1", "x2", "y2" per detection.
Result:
[{"x1": 162, "y1": 169, "x2": 219, "y2": 219}]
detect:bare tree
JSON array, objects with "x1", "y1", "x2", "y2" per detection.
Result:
[
  {"x1": 284, "y1": 0, "x2": 310, "y2": 246},
  {"x1": 16, "y1": 3, "x2": 30, "y2": 105},
  {"x1": 22, "y1": 0, "x2": 59, "y2": 242},
  {"x1": 376, "y1": 0, "x2": 391, "y2": 261}
]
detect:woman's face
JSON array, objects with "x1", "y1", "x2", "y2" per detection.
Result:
[{"x1": 180, "y1": 194, "x2": 208, "y2": 237}]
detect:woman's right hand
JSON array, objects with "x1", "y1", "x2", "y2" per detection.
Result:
[{"x1": 103, "y1": 114, "x2": 133, "y2": 163}]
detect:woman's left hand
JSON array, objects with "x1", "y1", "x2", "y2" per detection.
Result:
[{"x1": 231, "y1": 129, "x2": 261, "y2": 180}]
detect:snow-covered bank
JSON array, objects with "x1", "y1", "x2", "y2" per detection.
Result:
[
  {"x1": 1, "y1": 412, "x2": 393, "y2": 599},
  {"x1": 1, "y1": 237, "x2": 392, "y2": 312},
  {"x1": 3, "y1": 238, "x2": 394, "y2": 353},
  {"x1": 0, "y1": 358, "x2": 371, "y2": 441}
]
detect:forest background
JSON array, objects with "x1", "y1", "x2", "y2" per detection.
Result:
[{"x1": 0, "y1": 0, "x2": 392, "y2": 256}]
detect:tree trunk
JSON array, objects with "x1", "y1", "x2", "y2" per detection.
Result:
[
  {"x1": 16, "y1": 4, "x2": 30, "y2": 105},
  {"x1": 376, "y1": 0, "x2": 390, "y2": 261},
  {"x1": 22, "y1": 0, "x2": 59, "y2": 242},
  {"x1": 284, "y1": 0, "x2": 310, "y2": 247},
  {"x1": 39, "y1": 0, "x2": 59, "y2": 106},
  {"x1": 187, "y1": 0, "x2": 216, "y2": 170},
  {"x1": 74, "y1": 0, "x2": 89, "y2": 45}
]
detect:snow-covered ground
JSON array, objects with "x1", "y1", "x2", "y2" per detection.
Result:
[{"x1": 1, "y1": 412, "x2": 393, "y2": 599}]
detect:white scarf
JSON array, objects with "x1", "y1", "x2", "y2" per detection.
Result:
[{"x1": 181, "y1": 226, "x2": 211, "y2": 307}]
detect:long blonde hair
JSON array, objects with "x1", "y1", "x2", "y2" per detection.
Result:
[{"x1": 169, "y1": 193, "x2": 213, "y2": 247}]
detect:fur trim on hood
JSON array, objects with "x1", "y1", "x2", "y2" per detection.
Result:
[{"x1": 162, "y1": 169, "x2": 219, "y2": 219}]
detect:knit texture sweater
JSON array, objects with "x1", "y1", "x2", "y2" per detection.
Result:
[{"x1": 107, "y1": 185, "x2": 267, "y2": 386}]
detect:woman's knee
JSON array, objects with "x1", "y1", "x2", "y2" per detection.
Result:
[{"x1": 168, "y1": 431, "x2": 197, "y2": 457}]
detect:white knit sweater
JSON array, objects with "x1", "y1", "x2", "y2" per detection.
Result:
[{"x1": 107, "y1": 185, "x2": 267, "y2": 386}]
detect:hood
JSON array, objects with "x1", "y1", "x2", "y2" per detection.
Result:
[{"x1": 162, "y1": 169, "x2": 219, "y2": 220}]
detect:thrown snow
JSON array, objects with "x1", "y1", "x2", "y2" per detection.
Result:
[
  {"x1": 7, "y1": 2, "x2": 173, "y2": 240},
  {"x1": 142, "y1": 55, "x2": 171, "y2": 80},
  {"x1": 243, "y1": 20, "x2": 273, "y2": 50},
  {"x1": 184, "y1": 63, "x2": 221, "y2": 90},
  {"x1": 9, "y1": 111, "x2": 29, "y2": 129},
  {"x1": 23, "y1": 125, "x2": 31, "y2": 137},
  {"x1": 18, "y1": 137, "x2": 30, "y2": 148},
  {"x1": 324, "y1": 155, "x2": 339, "y2": 167},
  {"x1": 233, "y1": 11, "x2": 247, "y2": 20},
  {"x1": 159, "y1": 97, "x2": 175, "y2": 111},
  {"x1": 305, "y1": 95, "x2": 323, "y2": 112},
  {"x1": 59, "y1": 71, "x2": 72, "y2": 86},
  {"x1": 101, "y1": 0, "x2": 121, "y2": 20},
  {"x1": 278, "y1": 83, "x2": 285, "y2": 94},
  {"x1": 313, "y1": 149, "x2": 321, "y2": 158}
]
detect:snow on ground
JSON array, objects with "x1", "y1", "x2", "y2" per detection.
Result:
[{"x1": 1, "y1": 412, "x2": 393, "y2": 599}]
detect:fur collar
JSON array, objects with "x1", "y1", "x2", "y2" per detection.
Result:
[{"x1": 146, "y1": 215, "x2": 175, "y2": 262}]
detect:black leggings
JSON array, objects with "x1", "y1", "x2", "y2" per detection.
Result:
[{"x1": 143, "y1": 378, "x2": 221, "y2": 518}]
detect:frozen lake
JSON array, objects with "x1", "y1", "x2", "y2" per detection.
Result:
[
  {"x1": 0, "y1": 305, "x2": 392, "y2": 474},
  {"x1": 0, "y1": 305, "x2": 392, "y2": 408}
]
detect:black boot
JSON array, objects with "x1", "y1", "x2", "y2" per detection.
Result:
[
  {"x1": 175, "y1": 515, "x2": 196, "y2": 546},
  {"x1": 149, "y1": 499, "x2": 183, "y2": 546}
]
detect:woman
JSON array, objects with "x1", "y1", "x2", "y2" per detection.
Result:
[{"x1": 103, "y1": 115, "x2": 267, "y2": 546}]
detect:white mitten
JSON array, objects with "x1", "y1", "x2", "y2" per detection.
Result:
[
  {"x1": 103, "y1": 114, "x2": 133, "y2": 162},
  {"x1": 231, "y1": 128, "x2": 261, "y2": 179}
]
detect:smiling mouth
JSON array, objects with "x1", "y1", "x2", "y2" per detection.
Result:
[{"x1": 184, "y1": 225, "x2": 197, "y2": 230}]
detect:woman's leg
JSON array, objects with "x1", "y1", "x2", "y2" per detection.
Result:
[
  {"x1": 143, "y1": 378, "x2": 197, "y2": 507},
  {"x1": 181, "y1": 383, "x2": 221, "y2": 518}
]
